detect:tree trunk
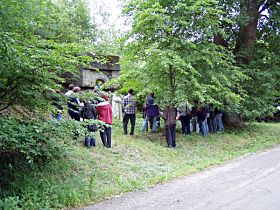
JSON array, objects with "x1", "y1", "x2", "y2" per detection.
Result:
[
  {"x1": 168, "y1": 64, "x2": 176, "y2": 101},
  {"x1": 235, "y1": 0, "x2": 259, "y2": 64}
]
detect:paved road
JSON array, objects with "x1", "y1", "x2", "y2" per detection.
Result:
[{"x1": 80, "y1": 145, "x2": 280, "y2": 210}]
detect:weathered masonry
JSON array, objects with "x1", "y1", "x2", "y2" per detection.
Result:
[{"x1": 77, "y1": 54, "x2": 120, "y2": 88}]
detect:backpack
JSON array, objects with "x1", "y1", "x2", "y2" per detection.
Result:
[{"x1": 82, "y1": 104, "x2": 93, "y2": 119}]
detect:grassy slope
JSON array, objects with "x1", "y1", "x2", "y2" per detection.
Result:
[{"x1": 4, "y1": 121, "x2": 280, "y2": 209}]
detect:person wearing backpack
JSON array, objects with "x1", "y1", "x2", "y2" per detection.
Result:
[{"x1": 81, "y1": 101, "x2": 98, "y2": 148}]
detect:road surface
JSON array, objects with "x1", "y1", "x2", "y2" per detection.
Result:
[{"x1": 80, "y1": 145, "x2": 280, "y2": 210}]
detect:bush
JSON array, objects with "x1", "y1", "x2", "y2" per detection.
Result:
[{"x1": 0, "y1": 117, "x2": 73, "y2": 164}]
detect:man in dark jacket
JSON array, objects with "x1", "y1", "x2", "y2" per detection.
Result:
[
  {"x1": 162, "y1": 105, "x2": 177, "y2": 148},
  {"x1": 81, "y1": 101, "x2": 98, "y2": 147}
]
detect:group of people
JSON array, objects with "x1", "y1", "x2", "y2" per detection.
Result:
[
  {"x1": 55, "y1": 84, "x2": 113, "y2": 148},
  {"x1": 52, "y1": 84, "x2": 225, "y2": 149}
]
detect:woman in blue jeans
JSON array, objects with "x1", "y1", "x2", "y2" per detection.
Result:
[
  {"x1": 197, "y1": 107, "x2": 208, "y2": 137},
  {"x1": 214, "y1": 108, "x2": 224, "y2": 132}
]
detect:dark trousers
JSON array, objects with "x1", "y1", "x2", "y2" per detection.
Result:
[
  {"x1": 165, "y1": 124, "x2": 176, "y2": 147},
  {"x1": 100, "y1": 126, "x2": 112, "y2": 148},
  {"x1": 207, "y1": 117, "x2": 216, "y2": 133},
  {"x1": 180, "y1": 115, "x2": 191, "y2": 134},
  {"x1": 123, "y1": 113, "x2": 136, "y2": 135}
]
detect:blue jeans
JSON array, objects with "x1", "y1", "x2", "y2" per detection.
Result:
[
  {"x1": 141, "y1": 116, "x2": 157, "y2": 132},
  {"x1": 199, "y1": 120, "x2": 207, "y2": 137},
  {"x1": 52, "y1": 113, "x2": 62, "y2": 124},
  {"x1": 85, "y1": 136, "x2": 96, "y2": 147},
  {"x1": 215, "y1": 113, "x2": 224, "y2": 132}
]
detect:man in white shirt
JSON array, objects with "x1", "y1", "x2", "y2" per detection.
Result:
[{"x1": 65, "y1": 84, "x2": 74, "y2": 97}]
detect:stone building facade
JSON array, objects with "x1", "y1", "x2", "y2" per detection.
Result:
[{"x1": 77, "y1": 54, "x2": 120, "y2": 88}]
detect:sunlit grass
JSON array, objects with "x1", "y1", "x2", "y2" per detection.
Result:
[{"x1": 2, "y1": 121, "x2": 280, "y2": 209}]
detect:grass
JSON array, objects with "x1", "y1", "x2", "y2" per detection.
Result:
[{"x1": 1, "y1": 120, "x2": 280, "y2": 209}]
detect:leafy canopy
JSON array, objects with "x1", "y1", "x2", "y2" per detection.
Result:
[{"x1": 120, "y1": 0, "x2": 245, "y2": 110}]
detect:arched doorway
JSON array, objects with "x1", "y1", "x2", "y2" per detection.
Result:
[{"x1": 95, "y1": 79, "x2": 105, "y2": 90}]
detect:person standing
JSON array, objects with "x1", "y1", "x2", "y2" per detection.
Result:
[
  {"x1": 197, "y1": 107, "x2": 208, "y2": 137},
  {"x1": 96, "y1": 95, "x2": 113, "y2": 148},
  {"x1": 141, "y1": 102, "x2": 159, "y2": 133},
  {"x1": 112, "y1": 92, "x2": 123, "y2": 120},
  {"x1": 67, "y1": 86, "x2": 82, "y2": 121},
  {"x1": 162, "y1": 105, "x2": 177, "y2": 148},
  {"x1": 123, "y1": 89, "x2": 137, "y2": 136},
  {"x1": 50, "y1": 89, "x2": 64, "y2": 122},
  {"x1": 177, "y1": 102, "x2": 192, "y2": 135},
  {"x1": 214, "y1": 108, "x2": 224, "y2": 132},
  {"x1": 65, "y1": 84, "x2": 74, "y2": 97},
  {"x1": 81, "y1": 100, "x2": 98, "y2": 148}
]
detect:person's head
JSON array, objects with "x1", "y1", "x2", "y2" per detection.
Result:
[
  {"x1": 128, "y1": 89, "x2": 133, "y2": 95},
  {"x1": 101, "y1": 94, "x2": 109, "y2": 101},
  {"x1": 55, "y1": 89, "x2": 61, "y2": 94},
  {"x1": 73, "y1": 86, "x2": 81, "y2": 93},
  {"x1": 68, "y1": 84, "x2": 74, "y2": 91}
]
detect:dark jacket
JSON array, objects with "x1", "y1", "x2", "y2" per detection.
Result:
[
  {"x1": 146, "y1": 104, "x2": 159, "y2": 118},
  {"x1": 81, "y1": 102, "x2": 97, "y2": 120},
  {"x1": 162, "y1": 106, "x2": 177, "y2": 127},
  {"x1": 197, "y1": 110, "x2": 207, "y2": 123}
]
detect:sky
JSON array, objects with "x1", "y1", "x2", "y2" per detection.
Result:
[{"x1": 87, "y1": 0, "x2": 128, "y2": 31}]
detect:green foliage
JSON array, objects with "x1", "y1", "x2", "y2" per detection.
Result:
[
  {"x1": 0, "y1": 0, "x2": 95, "y2": 111},
  {"x1": 120, "y1": 0, "x2": 245, "y2": 110},
  {"x1": 0, "y1": 117, "x2": 71, "y2": 164},
  {"x1": 1, "y1": 121, "x2": 280, "y2": 209},
  {"x1": 119, "y1": 0, "x2": 280, "y2": 119}
]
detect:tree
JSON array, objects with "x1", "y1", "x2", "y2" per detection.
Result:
[
  {"x1": 0, "y1": 0, "x2": 96, "y2": 111},
  {"x1": 120, "y1": 0, "x2": 244, "y2": 109},
  {"x1": 213, "y1": 0, "x2": 280, "y2": 118},
  {"x1": 120, "y1": 0, "x2": 280, "y2": 119}
]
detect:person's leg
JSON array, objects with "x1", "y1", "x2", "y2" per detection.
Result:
[
  {"x1": 199, "y1": 122, "x2": 206, "y2": 137},
  {"x1": 207, "y1": 117, "x2": 213, "y2": 133},
  {"x1": 214, "y1": 115, "x2": 219, "y2": 131},
  {"x1": 165, "y1": 126, "x2": 172, "y2": 147},
  {"x1": 218, "y1": 113, "x2": 224, "y2": 132},
  {"x1": 216, "y1": 113, "x2": 224, "y2": 132},
  {"x1": 99, "y1": 127, "x2": 107, "y2": 147},
  {"x1": 156, "y1": 117, "x2": 160, "y2": 128},
  {"x1": 85, "y1": 136, "x2": 91, "y2": 147},
  {"x1": 141, "y1": 116, "x2": 149, "y2": 132},
  {"x1": 57, "y1": 113, "x2": 63, "y2": 121},
  {"x1": 106, "y1": 126, "x2": 112, "y2": 148},
  {"x1": 205, "y1": 119, "x2": 209, "y2": 134},
  {"x1": 152, "y1": 117, "x2": 157, "y2": 132},
  {"x1": 170, "y1": 124, "x2": 176, "y2": 147},
  {"x1": 130, "y1": 114, "x2": 136, "y2": 136},
  {"x1": 149, "y1": 117, "x2": 153, "y2": 131},
  {"x1": 186, "y1": 120, "x2": 191, "y2": 134},
  {"x1": 123, "y1": 114, "x2": 129, "y2": 135},
  {"x1": 212, "y1": 117, "x2": 217, "y2": 133},
  {"x1": 180, "y1": 116, "x2": 187, "y2": 134},
  {"x1": 90, "y1": 137, "x2": 96, "y2": 147}
]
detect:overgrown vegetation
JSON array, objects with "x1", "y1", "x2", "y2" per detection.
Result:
[
  {"x1": 1, "y1": 120, "x2": 280, "y2": 209},
  {"x1": 0, "y1": 0, "x2": 279, "y2": 209},
  {"x1": 119, "y1": 0, "x2": 280, "y2": 119}
]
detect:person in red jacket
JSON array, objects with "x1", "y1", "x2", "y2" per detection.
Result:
[{"x1": 96, "y1": 95, "x2": 113, "y2": 148}]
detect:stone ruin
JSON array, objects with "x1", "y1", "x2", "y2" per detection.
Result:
[{"x1": 76, "y1": 53, "x2": 120, "y2": 90}]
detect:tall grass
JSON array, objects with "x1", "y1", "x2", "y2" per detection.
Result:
[{"x1": 1, "y1": 121, "x2": 280, "y2": 209}]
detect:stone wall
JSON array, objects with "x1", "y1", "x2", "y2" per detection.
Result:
[{"x1": 78, "y1": 55, "x2": 120, "y2": 88}]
